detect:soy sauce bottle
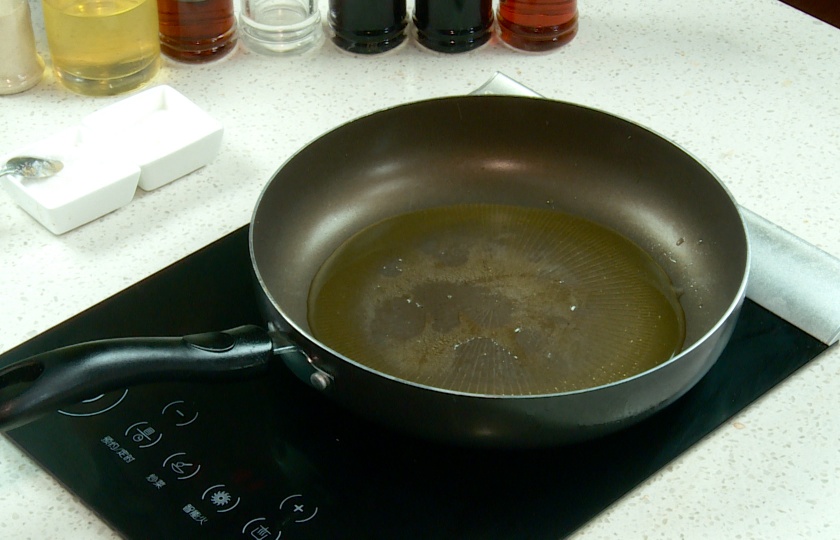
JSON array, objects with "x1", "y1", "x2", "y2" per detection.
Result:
[
  {"x1": 328, "y1": 0, "x2": 407, "y2": 54},
  {"x1": 414, "y1": 0, "x2": 493, "y2": 53}
]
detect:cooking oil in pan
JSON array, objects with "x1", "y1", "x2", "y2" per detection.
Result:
[{"x1": 307, "y1": 204, "x2": 686, "y2": 395}]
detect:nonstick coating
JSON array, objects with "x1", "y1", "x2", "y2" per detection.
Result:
[{"x1": 250, "y1": 95, "x2": 749, "y2": 447}]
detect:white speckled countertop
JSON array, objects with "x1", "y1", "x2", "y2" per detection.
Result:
[{"x1": 1, "y1": 0, "x2": 838, "y2": 538}]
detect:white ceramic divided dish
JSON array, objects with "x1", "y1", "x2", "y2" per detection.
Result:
[
  {"x1": 82, "y1": 85, "x2": 224, "y2": 191},
  {"x1": 2, "y1": 126, "x2": 140, "y2": 235},
  {"x1": 2, "y1": 85, "x2": 223, "y2": 234}
]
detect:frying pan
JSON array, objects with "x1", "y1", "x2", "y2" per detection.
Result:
[{"x1": 0, "y1": 94, "x2": 749, "y2": 447}]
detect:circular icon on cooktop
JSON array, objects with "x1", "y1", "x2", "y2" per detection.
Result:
[
  {"x1": 161, "y1": 400, "x2": 199, "y2": 427},
  {"x1": 279, "y1": 494, "x2": 319, "y2": 524},
  {"x1": 58, "y1": 389, "x2": 129, "y2": 417}
]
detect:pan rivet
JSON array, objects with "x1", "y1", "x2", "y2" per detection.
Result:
[{"x1": 310, "y1": 372, "x2": 331, "y2": 391}]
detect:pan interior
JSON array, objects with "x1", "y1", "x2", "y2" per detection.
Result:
[{"x1": 307, "y1": 204, "x2": 686, "y2": 395}]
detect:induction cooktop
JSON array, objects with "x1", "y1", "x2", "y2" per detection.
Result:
[{"x1": 0, "y1": 226, "x2": 827, "y2": 539}]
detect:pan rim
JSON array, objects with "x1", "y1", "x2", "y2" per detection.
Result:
[{"x1": 249, "y1": 94, "x2": 751, "y2": 399}]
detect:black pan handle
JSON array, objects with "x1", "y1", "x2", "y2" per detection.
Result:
[{"x1": 0, "y1": 325, "x2": 274, "y2": 432}]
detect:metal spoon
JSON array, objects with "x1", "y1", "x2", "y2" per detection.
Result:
[{"x1": 0, "y1": 156, "x2": 64, "y2": 180}]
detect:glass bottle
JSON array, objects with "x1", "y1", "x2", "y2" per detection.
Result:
[
  {"x1": 414, "y1": 0, "x2": 493, "y2": 53},
  {"x1": 42, "y1": 0, "x2": 161, "y2": 96},
  {"x1": 158, "y1": 0, "x2": 238, "y2": 62},
  {"x1": 238, "y1": 0, "x2": 322, "y2": 55},
  {"x1": 498, "y1": 0, "x2": 578, "y2": 52},
  {"x1": 328, "y1": 0, "x2": 407, "y2": 55},
  {"x1": 0, "y1": 0, "x2": 45, "y2": 94}
]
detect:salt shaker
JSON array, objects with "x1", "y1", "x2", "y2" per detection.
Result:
[{"x1": 0, "y1": 0, "x2": 44, "y2": 95}]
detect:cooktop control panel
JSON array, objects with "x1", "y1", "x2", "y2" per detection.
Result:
[{"x1": 16, "y1": 377, "x2": 337, "y2": 539}]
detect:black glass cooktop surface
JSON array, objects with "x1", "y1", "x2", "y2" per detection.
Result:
[{"x1": 1, "y1": 226, "x2": 827, "y2": 539}]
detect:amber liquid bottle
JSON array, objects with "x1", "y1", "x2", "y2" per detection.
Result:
[
  {"x1": 158, "y1": 0, "x2": 237, "y2": 62},
  {"x1": 328, "y1": 0, "x2": 407, "y2": 54},
  {"x1": 498, "y1": 0, "x2": 578, "y2": 52},
  {"x1": 414, "y1": 0, "x2": 493, "y2": 53}
]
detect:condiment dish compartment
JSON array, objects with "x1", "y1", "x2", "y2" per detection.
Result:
[
  {"x1": 82, "y1": 85, "x2": 224, "y2": 191},
  {"x1": 1, "y1": 85, "x2": 223, "y2": 234},
  {"x1": 2, "y1": 126, "x2": 140, "y2": 235}
]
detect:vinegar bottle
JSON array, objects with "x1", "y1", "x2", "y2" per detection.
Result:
[
  {"x1": 498, "y1": 0, "x2": 578, "y2": 52},
  {"x1": 414, "y1": 0, "x2": 493, "y2": 53},
  {"x1": 158, "y1": 0, "x2": 238, "y2": 62},
  {"x1": 328, "y1": 0, "x2": 407, "y2": 54}
]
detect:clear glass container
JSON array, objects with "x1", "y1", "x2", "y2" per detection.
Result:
[
  {"x1": 41, "y1": 0, "x2": 161, "y2": 96},
  {"x1": 0, "y1": 0, "x2": 45, "y2": 95},
  {"x1": 239, "y1": 0, "x2": 322, "y2": 55}
]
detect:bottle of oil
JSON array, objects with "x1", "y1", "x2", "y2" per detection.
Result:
[
  {"x1": 42, "y1": 0, "x2": 161, "y2": 96},
  {"x1": 497, "y1": 0, "x2": 578, "y2": 52},
  {"x1": 328, "y1": 0, "x2": 407, "y2": 54},
  {"x1": 414, "y1": 0, "x2": 493, "y2": 53},
  {"x1": 157, "y1": 0, "x2": 237, "y2": 62}
]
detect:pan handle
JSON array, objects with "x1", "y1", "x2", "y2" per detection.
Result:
[{"x1": 0, "y1": 325, "x2": 274, "y2": 432}]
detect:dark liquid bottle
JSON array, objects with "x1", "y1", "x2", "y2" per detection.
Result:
[
  {"x1": 498, "y1": 0, "x2": 578, "y2": 52},
  {"x1": 414, "y1": 0, "x2": 493, "y2": 53},
  {"x1": 328, "y1": 0, "x2": 407, "y2": 54},
  {"x1": 158, "y1": 0, "x2": 237, "y2": 63}
]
